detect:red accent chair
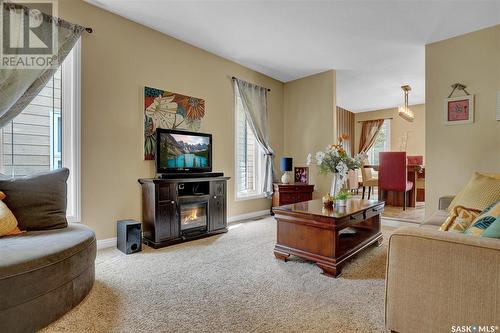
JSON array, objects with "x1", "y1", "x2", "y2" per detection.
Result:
[{"x1": 379, "y1": 152, "x2": 414, "y2": 210}]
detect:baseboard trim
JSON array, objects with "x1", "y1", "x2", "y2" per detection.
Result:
[
  {"x1": 228, "y1": 209, "x2": 270, "y2": 223},
  {"x1": 96, "y1": 210, "x2": 270, "y2": 249},
  {"x1": 97, "y1": 237, "x2": 117, "y2": 250}
]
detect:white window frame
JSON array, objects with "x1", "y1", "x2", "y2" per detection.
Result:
[
  {"x1": 234, "y1": 86, "x2": 266, "y2": 201},
  {"x1": 62, "y1": 39, "x2": 81, "y2": 223},
  {"x1": 49, "y1": 112, "x2": 62, "y2": 169}
]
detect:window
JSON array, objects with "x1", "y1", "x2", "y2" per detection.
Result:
[
  {"x1": 367, "y1": 119, "x2": 391, "y2": 165},
  {"x1": 0, "y1": 40, "x2": 81, "y2": 222},
  {"x1": 234, "y1": 88, "x2": 265, "y2": 200}
]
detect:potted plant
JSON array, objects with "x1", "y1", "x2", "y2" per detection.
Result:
[
  {"x1": 307, "y1": 134, "x2": 366, "y2": 197},
  {"x1": 335, "y1": 189, "x2": 350, "y2": 207}
]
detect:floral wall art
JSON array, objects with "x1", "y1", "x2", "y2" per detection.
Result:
[{"x1": 144, "y1": 86, "x2": 206, "y2": 160}]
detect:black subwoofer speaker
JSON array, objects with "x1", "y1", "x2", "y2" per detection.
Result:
[{"x1": 117, "y1": 220, "x2": 142, "y2": 254}]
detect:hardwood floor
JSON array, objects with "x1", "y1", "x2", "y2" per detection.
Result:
[{"x1": 351, "y1": 189, "x2": 425, "y2": 223}]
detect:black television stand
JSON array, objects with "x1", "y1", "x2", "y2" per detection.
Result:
[
  {"x1": 138, "y1": 175, "x2": 230, "y2": 249},
  {"x1": 159, "y1": 172, "x2": 224, "y2": 179}
]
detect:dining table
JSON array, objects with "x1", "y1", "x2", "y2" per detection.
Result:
[{"x1": 363, "y1": 164, "x2": 424, "y2": 208}]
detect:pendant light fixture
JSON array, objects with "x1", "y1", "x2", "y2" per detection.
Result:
[{"x1": 398, "y1": 85, "x2": 414, "y2": 122}]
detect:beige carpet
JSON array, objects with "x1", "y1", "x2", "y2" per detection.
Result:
[{"x1": 43, "y1": 217, "x2": 393, "y2": 333}]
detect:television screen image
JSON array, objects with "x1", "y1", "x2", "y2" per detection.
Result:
[{"x1": 158, "y1": 131, "x2": 210, "y2": 170}]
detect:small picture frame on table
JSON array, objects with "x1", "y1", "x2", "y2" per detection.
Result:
[
  {"x1": 294, "y1": 167, "x2": 309, "y2": 184},
  {"x1": 444, "y1": 95, "x2": 474, "y2": 125}
]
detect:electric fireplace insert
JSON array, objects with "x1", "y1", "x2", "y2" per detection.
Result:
[{"x1": 180, "y1": 201, "x2": 208, "y2": 236}]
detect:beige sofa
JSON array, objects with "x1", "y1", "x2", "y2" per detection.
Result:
[{"x1": 385, "y1": 196, "x2": 500, "y2": 333}]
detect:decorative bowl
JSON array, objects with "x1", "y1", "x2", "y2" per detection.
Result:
[{"x1": 322, "y1": 194, "x2": 334, "y2": 207}]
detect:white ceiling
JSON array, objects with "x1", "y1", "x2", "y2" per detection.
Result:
[{"x1": 85, "y1": 0, "x2": 500, "y2": 112}]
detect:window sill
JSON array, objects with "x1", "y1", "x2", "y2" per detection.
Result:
[
  {"x1": 235, "y1": 193, "x2": 267, "y2": 201},
  {"x1": 67, "y1": 215, "x2": 81, "y2": 223}
]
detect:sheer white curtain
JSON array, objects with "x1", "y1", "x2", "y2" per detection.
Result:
[
  {"x1": 0, "y1": 1, "x2": 85, "y2": 128},
  {"x1": 234, "y1": 78, "x2": 276, "y2": 197}
]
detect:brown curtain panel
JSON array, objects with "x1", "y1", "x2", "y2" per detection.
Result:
[
  {"x1": 336, "y1": 107, "x2": 355, "y2": 156},
  {"x1": 358, "y1": 119, "x2": 385, "y2": 153}
]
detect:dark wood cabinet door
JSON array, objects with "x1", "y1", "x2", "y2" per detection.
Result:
[
  {"x1": 209, "y1": 197, "x2": 226, "y2": 231},
  {"x1": 213, "y1": 181, "x2": 225, "y2": 196},
  {"x1": 169, "y1": 201, "x2": 179, "y2": 238},
  {"x1": 209, "y1": 181, "x2": 226, "y2": 231},
  {"x1": 158, "y1": 184, "x2": 174, "y2": 202},
  {"x1": 157, "y1": 202, "x2": 178, "y2": 241}
]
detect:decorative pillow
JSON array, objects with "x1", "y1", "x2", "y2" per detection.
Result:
[
  {"x1": 439, "y1": 205, "x2": 481, "y2": 232},
  {"x1": 451, "y1": 173, "x2": 500, "y2": 208},
  {"x1": 448, "y1": 173, "x2": 500, "y2": 212},
  {"x1": 0, "y1": 168, "x2": 69, "y2": 231},
  {"x1": 482, "y1": 216, "x2": 500, "y2": 239},
  {"x1": 0, "y1": 191, "x2": 23, "y2": 236},
  {"x1": 464, "y1": 201, "x2": 500, "y2": 236}
]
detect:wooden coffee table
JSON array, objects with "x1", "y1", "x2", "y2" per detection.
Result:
[{"x1": 272, "y1": 198, "x2": 384, "y2": 277}]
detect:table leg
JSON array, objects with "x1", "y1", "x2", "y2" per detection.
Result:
[
  {"x1": 317, "y1": 262, "x2": 341, "y2": 278},
  {"x1": 274, "y1": 249, "x2": 290, "y2": 261}
]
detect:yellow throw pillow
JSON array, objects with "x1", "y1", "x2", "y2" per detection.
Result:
[
  {"x1": 449, "y1": 172, "x2": 500, "y2": 211},
  {"x1": 465, "y1": 201, "x2": 500, "y2": 236},
  {"x1": 481, "y1": 173, "x2": 500, "y2": 179},
  {"x1": 440, "y1": 205, "x2": 481, "y2": 232},
  {"x1": 0, "y1": 191, "x2": 23, "y2": 237},
  {"x1": 448, "y1": 172, "x2": 500, "y2": 212}
]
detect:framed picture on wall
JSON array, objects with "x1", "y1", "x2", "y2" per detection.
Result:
[
  {"x1": 294, "y1": 167, "x2": 309, "y2": 184},
  {"x1": 444, "y1": 95, "x2": 474, "y2": 125}
]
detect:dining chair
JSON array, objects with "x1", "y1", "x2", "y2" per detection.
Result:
[
  {"x1": 346, "y1": 169, "x2": 360, "y2": 194},
  {"x1": 407, "y1": 155, "x2": 424, "y2": 201},
  {"x1": 379, "y1": 152, "x2": 414, "y2": 210},
  {"x1": 407, "y1": 155, "x2": 423, "y2": 165},
  {"x1": 360, "y1": 161, "x2": 378, "y2": 200}
]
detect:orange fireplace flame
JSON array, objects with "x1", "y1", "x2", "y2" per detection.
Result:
[{"x1": 183, "y1": 209, "x2": 198, "y2": 224}]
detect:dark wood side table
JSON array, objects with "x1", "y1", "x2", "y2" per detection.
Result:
[
  {"x1": 272, "y1": 183, "x2": 314, "y2": 211},
  {"x1": 272, "y1": 199, "x2": 384, "y2": 277}
]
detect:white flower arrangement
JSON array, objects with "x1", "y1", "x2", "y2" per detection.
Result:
[{"x1": 307, "y1": 134, "x2": 367, "y2": 195}]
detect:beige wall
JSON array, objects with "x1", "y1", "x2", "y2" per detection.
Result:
[
  {"x1": 59, "y1": 0, "x2": 285, "y2": 240},
  {"x1": 283, "y1": 70, "x2": 336, "y2": 198},
  {"x1": 426, "y1": 25, "x2": 500, "y2": 215},
  {"x1": 354, "y1": 104, "x2": 426, "y2": 160}
]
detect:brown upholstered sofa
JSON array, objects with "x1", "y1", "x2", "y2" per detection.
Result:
[{"x1": 385, "y1": 196, "x2": 500, "y2": 333}]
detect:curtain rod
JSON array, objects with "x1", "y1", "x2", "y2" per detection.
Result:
[
  {"x1": 85, "y1": 27, "x2": 93, "y2": 33},
  {"x1": 232, "y1": 76, "x2": 271, "y2": 92},
  {"x1": 357, "y1": 117, "x2": 393, "y2": 123}
]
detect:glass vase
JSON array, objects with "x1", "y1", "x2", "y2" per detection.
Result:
[{"x1": 330, "y1": 173, "x2": 340, "y2": 197}]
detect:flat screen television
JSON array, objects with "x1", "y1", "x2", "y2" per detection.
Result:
[{"x1": 156, "y1": 128, "x2": 212, "y2": 174}]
